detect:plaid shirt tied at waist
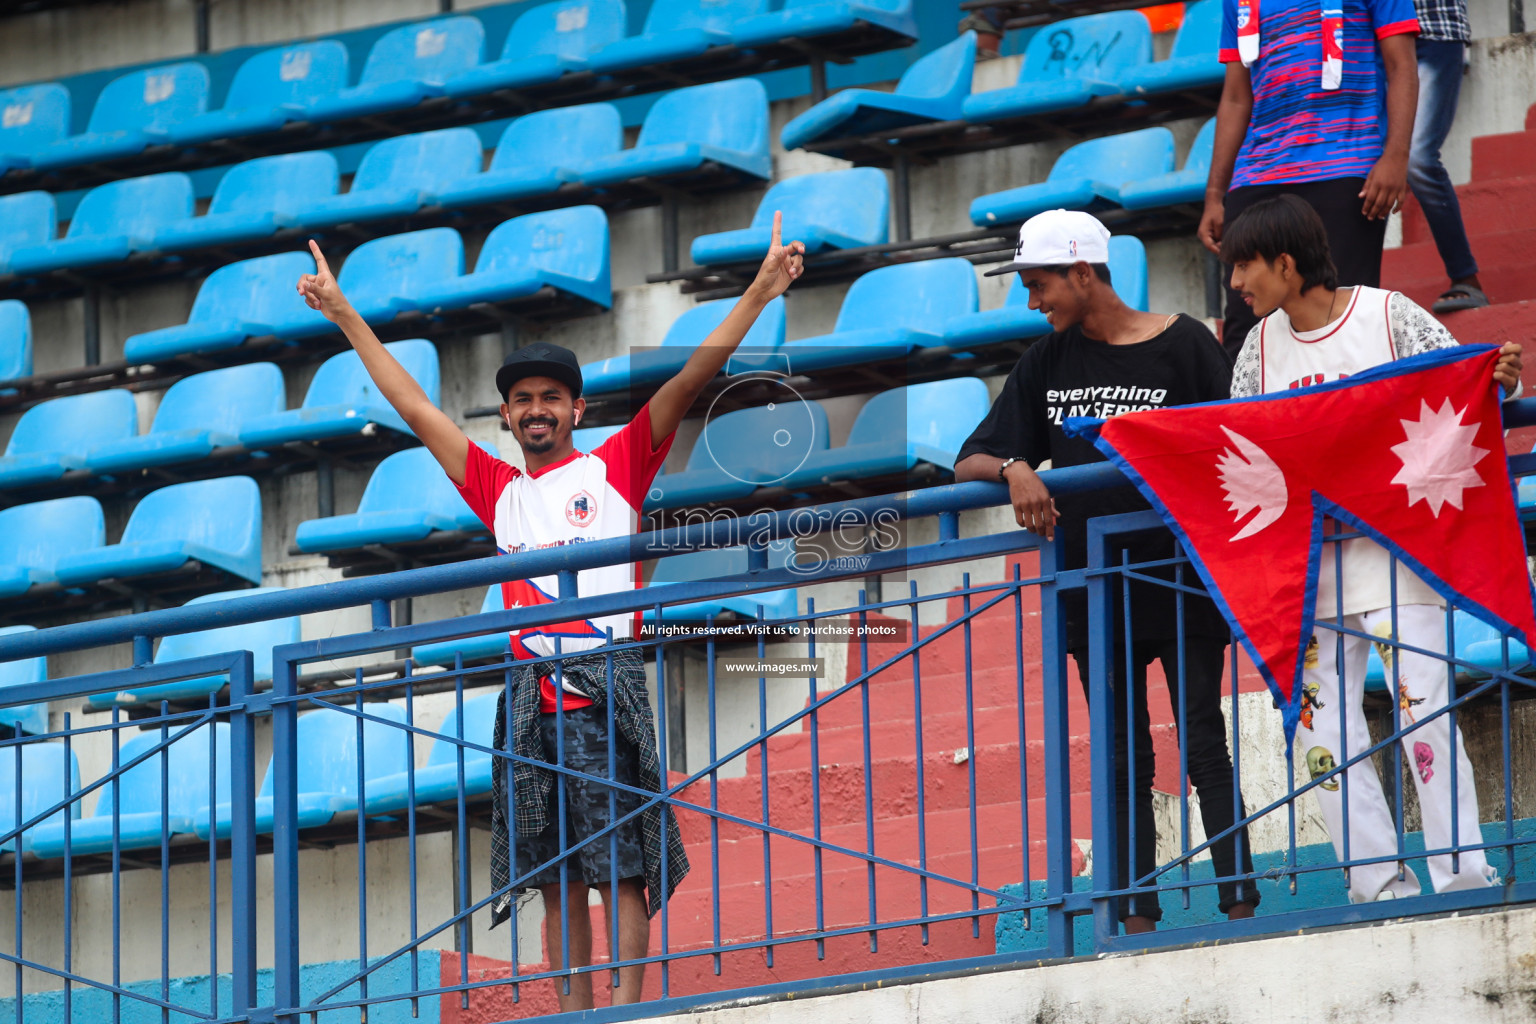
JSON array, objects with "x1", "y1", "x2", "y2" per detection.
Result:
[{"x1": 490, "y1": 648, "x2": 688, "y2": 925}]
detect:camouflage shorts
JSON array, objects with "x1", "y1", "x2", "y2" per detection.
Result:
[{"x1": 514, "y1": 706, "x2": 647, "y2": 888}]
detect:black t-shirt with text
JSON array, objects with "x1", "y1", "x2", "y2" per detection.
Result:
[{"x1": 957, "y1": 315, "x2": 1233, "y2": 648}]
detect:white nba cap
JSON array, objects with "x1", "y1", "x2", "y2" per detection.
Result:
[{"x1": 984, "y1": 209, "x2": 1112, "y2": 277}]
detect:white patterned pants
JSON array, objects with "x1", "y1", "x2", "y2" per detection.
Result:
[{"x1": 1301, "y1": 604, "x2": 1498, "y2": 902}]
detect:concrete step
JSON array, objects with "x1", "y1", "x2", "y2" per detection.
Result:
[
  {"x1": 1470, "y1": 126, "x2": 1536, "y2": 183},
  {"x1": 1399, "y1": 176, "x2": 1536, "y2": 247},
  {"x1": 1383, "y1": 254, "x2": 1536, "y2": 313}
]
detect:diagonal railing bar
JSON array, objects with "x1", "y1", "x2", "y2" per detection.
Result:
[
  {"x1": 0, "y1": 710, "x2": 218, "y2": 851},
  {"x1": 1134, "y1": 668, "x2": 1519, "y2": 887},
  {"x1": 0, "y1": 947, "x2": 227, "y2": 1021},
  {"x1": 306, "y1": 579, "x2": 1043, "y2": 1004}
]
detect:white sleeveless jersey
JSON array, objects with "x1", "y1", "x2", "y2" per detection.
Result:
[{"x1": 1244, "y1": 286, "x2": 1446, "y2": 617}]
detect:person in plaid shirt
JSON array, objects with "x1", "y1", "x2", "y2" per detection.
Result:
[{"x1": 1410, "y1": 0, "x2": 1486, "y2": 312}]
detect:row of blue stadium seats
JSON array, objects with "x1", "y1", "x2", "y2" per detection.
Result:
[
  {"x1": 0, "y1": 342, "x2": 436, "y2": 489},
  {"x1": 0, "y1": 0, "x2": 912, "y2": 176},
  {"x1": 783, "y1": 4, "x2": 1220, "y2": 154},
  {"x1": 11, "y1": 231, "x2": 1137, "y2": 383},
  {"x1": 125, "y1": 212, "x2": 610, "y2": 364},
  {"x1": 0, "y1": 236, "x2": 1142, "y2": 501},
  {"x1": 0, "y1": 370, "x2": 986, "y2": 602},
  {"x1": 0, "y1": 81, "x2": 766, "y2": 282}
]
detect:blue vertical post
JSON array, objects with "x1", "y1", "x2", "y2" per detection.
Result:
[
  {"x1": 228, "y1": 654, "x2": 258, "y2": 1017},
  {"x1": 270, "y1": 650, "x2": 302, "y2": 1022},
  {"x1": 1086, "y1": 529, "x2": 1120, "y2": 950},
  {"x1": 1037, "y1": 535, "x2": 1075, "y2": 958}
]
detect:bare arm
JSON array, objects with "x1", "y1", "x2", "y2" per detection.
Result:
[
  {"x1": 1198, "y1": 62, "x2": 1254, "y2": 255},
  {"x1": 647, "y1": 211, "x2": 805, "y2": 448},
  {"x1": 1360, "y1": 33, "x2": 1418, "y2": 219},
  {"x1": 295, "y1": 240, "x2": 473, "y2": 486},
  {"x1": 955, "y1": 453, "x2": 1059, "y2": 540}
]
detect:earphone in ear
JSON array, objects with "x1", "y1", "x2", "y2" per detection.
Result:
[{"x1": 574, "y1": 411, "x2": 581, "y2": 425}]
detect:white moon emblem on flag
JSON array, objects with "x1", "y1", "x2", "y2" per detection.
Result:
[{"x1": 1216, "y1": 425, "x2": 1289, "y2": 541}]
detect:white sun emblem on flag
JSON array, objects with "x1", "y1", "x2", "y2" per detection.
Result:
[{"x1": 1388, "y1": 398, "x2": 1490, "y2": 516}]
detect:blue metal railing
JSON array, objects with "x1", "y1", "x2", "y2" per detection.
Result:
[{"x1": 0, "y1": 400, "x2": 1533, "y2": 1022}]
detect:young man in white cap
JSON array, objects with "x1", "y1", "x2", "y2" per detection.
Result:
[
  {"x1": 296, "y1": 217, "x2": 805, "y2": 1010},
  {"x1": 955, "y1": 209, "x2": 1257, "y2": 933}
]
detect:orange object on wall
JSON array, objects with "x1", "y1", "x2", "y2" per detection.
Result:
[{"x1": 1140, "y1": 1, "x2": 1186, "y2": 33}]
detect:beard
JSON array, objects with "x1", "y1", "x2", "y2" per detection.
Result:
[{"x1": 519, "y1": 417, "x2": 561, "y2": 454}]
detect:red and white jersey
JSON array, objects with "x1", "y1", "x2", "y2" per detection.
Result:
[{"x1": 455, "y1": 405, "x2": 672, "y2": 701}]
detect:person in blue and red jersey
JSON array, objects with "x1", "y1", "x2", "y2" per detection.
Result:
[
  {"x1": 296, "y1": 217, "x2": 804, "y2": 1012},
  {"x1": 1197, "y1": 0, "x2": 1420, "y2": 359}
]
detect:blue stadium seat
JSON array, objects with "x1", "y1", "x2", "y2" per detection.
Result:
[
  {"x1": 414, "y1": 207, "x2": 611, "y2": 314},
  {"x1": 303, "y1": 17, "x2": 485, "y2": 123},
  {"x1": 0, "y1": 192, "x2": 56, "y2": 275},
  {"x1": 193, "y1": 703, "x2": 410, "y2": 837},
  {"x1": 168, "y1": 41, "x2": 350, "y2": 146},
  {"x1": 1115, "y1": 0, "x2": 1223, "y2": 98},
  {"x1": 732, "y1": 0, "x2": 918, "y2": 49},
  {"x1": 30, "y1": 64, "x2": 209, "y2": 170},
  {"x1": 81, "y1": 364, "x2": 285, "y2": 477},
  {"x1": 1364, "y1": 609, "x2": 1532, "y2": 690},
  {"x1": 433, "y1": 104, "x2": 622, "y2": 210},
  {"x1": 293, "y1": 448, "x2": 483, "y2": 554},
  {"x1": 31, "y1": 722, "x2": 231, "y2": 858},
  {"x1": 944, "y1": 234, "x2": 1148, "y2": 350},
  {"x1": 0, "y1": 388, "x2": 137, "y2": 489},
  {"x1": 750, "y1": 257, "x2": 978, "y2": 375},
  {"x1": 781, "y1": 32, "x2": 974, "y2": 153},
  {"x1": 297, "y1": 128, "x2": 483, "y2": 230},
  {"x1": 970, "y1": 127, "x2": 1175, "y2": 226},
  {"x1": 123, "y1": 251, "x2": 317, "y2": 363},
  {"x1": 691, "y1": 168, "x2": 889, "y2": 266},
  {"x1": 52, "y1": 476, "x2": 263, "y2": 588},
  {"x1": 0, "y1": 625, "x2": 52, "y2": 737},
  {"x1": 0, "y1": 738, "x2": 79, "y2": 853},
  {"x1": 648, "y1": 402, "x2": 831, "y2": 508},
  {"x1": 1119, "y1": 119, "x2": 1216, "y2": 211},
  {"x1": 645, "y1": 539, "x2": 798, "y2": 622},
  {"x1": 6, "y1": 173, "x2": 193, "y2": 277},
  {"x1": 238, "y1": 340, "x2": 439, "y2": 449},
  {"x1": 410, "y1": 586, "x2": 512, "y2": 667},
  {"x1": 87, "y1": 587, "x2": 300, "y2": 710},
  {"x1": 961, "y1": 12, "x2": 1150, "y2": 123},
  {"x1": 0, "y1": 84, "x2": 70, "y2": 171},
  {"x1": 364, "y1": 694, "x2": 498, "y2": 814},
  {"x1": 0, "y1": 497, "x2": 105, "y2": 600},
  {"x1": 781, "y1": 379, "x2": 989, "y2": 490},
  {"x1": 444, "y1": 0, "x2": 628, "y2": 98},
  {"x1": 152, "y1": 152, "x2": 339, "y2": 252},
  {"x1": 580, "y1": 79, "x2": 771, "y2": 187},
  {"x1": 0, "y1": 300, "x2": 31, "y2": 384},
  {"x1": 589, "y1": 0, "x2": 767, "y2": 74},
  {"x1": 269, "y1": 228, "x2": 464, "y2": 339},
  {"x1": 582, "y1": 295, "x2": 785, "y2": 396}
]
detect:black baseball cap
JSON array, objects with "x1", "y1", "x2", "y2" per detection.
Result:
[{"x1": 495, "y1": 342, "x2": 583, "y2": 401}]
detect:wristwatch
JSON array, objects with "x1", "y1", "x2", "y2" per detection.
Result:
[{"x1": 998, "y1": 457, "x2": 1023, "y2": 482}]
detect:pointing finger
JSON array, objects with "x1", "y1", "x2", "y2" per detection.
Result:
[
  {"x1": 770, "y1": 210, "x2": 782, "y2": 251},
  {"x1": 308, "y1": 239, "x2": 331, "y2": 277}
]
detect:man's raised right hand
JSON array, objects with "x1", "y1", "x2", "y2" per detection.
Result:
[{"x1": 295, "y1": 240, "x2": 354, "y2": 324}]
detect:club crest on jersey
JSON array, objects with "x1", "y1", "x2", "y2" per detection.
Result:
[{"x1": 566, "y1": 490, "x2": 597, "y2": 527}]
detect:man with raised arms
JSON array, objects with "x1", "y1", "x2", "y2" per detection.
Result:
[{"x1": 295, "y1": 216, "x2": 804, "y2": 1010}]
